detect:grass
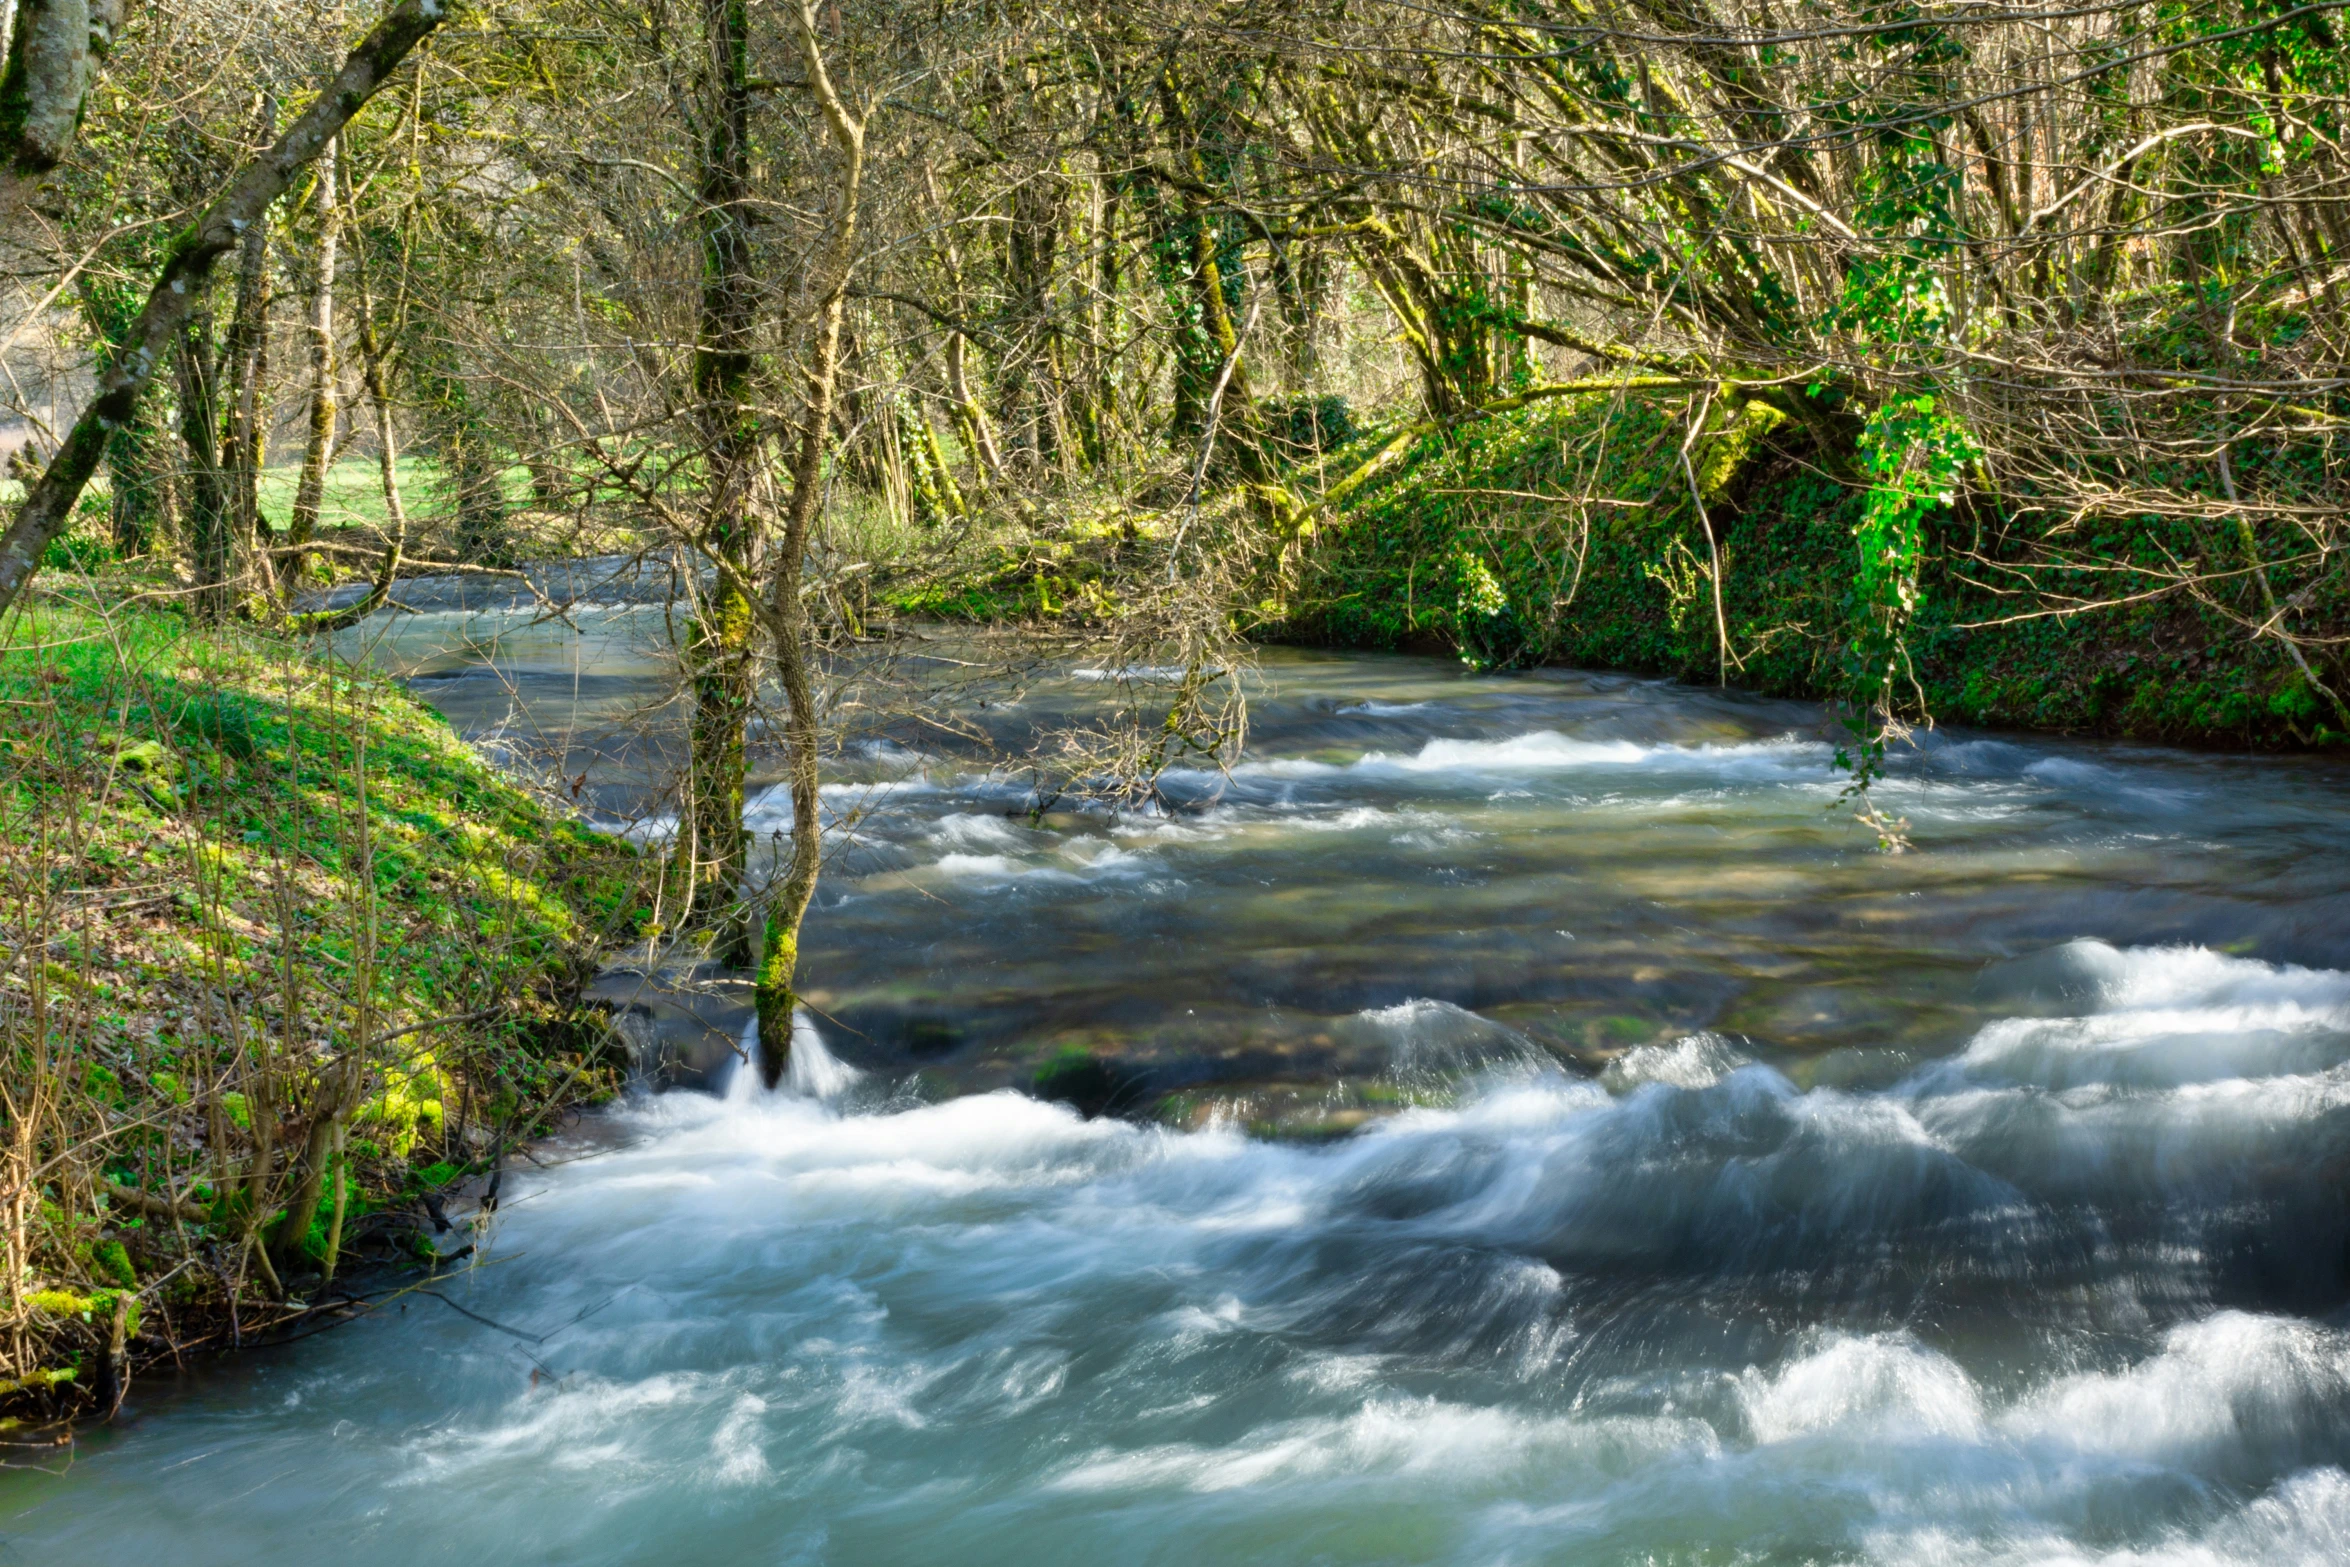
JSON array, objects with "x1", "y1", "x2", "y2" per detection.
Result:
[
  {"x1": 250, "y1": 455, "x2": 440, "y2": 536},
  {"x1": 4, "y1": 457, "x2": 505, "y2": 530},
  {"x1": 0, "y1": 592, "x2": 651, "y2": 1429}
]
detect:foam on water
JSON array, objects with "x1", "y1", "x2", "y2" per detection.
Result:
[
  {"x1": 1225, "y1": 728, "x2": 1833, "y2": 787},
  {"x1": 1924, "y1": 942, "x2": 2350, "y2": 1094},
  {"x1": 1741, "y1": 1332, "x2": 1987, "y2": 1443},
  {"x1": 1347, "y1": 998, "x2": 1554, "y2": 1082},
  {"x1": 1602, "y1": 1031, "x2": 1754, "y2": 1092},
  {"x1": 2003, "y1": 1313, "x2": 2350, "y2": 1476}
]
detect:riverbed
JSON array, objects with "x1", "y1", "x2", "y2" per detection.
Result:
[{"x1": 8, "y1": 604, "x2": 2350, "y2": 1565}]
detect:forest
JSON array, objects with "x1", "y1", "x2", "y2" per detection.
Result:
[{"x1": 3, "y1": 0, "x2": 2348, "y2": 1526}]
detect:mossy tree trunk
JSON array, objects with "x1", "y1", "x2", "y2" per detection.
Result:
[
  {"x1": 1, "y1": 0, "x2": 122, "y2": 214},
  {"x1": 1149, "y1": 67, "x2": 1260, "y2": 461},
  {"x1": 175, "y1": 304, "x2": 233, "y2": 620},
  {"x1": 422, "y1": 357, "x2": 509, "y2": 567},
  {"x1": 997, "y1": 144, "x2": 1065, "y2": 473},
  {"x1": 77, "y1": 270, "x2": 173, "y2": 557},
  {"x1": 283, "y1": 131, "x2": 341, "y2": 594},
  {"x1": 106, "y1": 379, "x2": 169, "y2": 557},
  {"x1": 681, "y1": 0, "x2": 758, "y2": 959},
  {"x1": 920, "y1": 161, "x2": 1008, "y2": 496},
  {"x1": 219, "y1": 91, "x2": 276, "y2": 553}
]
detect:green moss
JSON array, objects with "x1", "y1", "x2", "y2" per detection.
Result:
[
  {"x1": 1031, "y1": 1047, "x2": 1151, "y2": 1119},
  {"x1": 91, "y1": 1240, "x2": 136, "y2": 1290},
  {"x1": 356, "y1": 1068, "x2": 447, "y2": 1160}
]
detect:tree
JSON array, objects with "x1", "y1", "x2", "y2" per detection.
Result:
[
  {"x1": 678, "y1": 0, "x2": 760, "y2": 955},
  {"x1": 751, "y1": 0, "x2": 867, "y2": 1080},
  {"x1": 1, "y1": 0, "x2": 123, "y2": 215},
  {"x1": 0, "y1": 0, "x2": 455, "y2": 619}
]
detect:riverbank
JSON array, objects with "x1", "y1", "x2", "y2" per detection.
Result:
[
  {"x1": 11, "y1": 480, "x2": 2333, "y2": 1427},
  {"x1": 1290, "y1": 398, "x2": 2350, "y2": 748},
  {"x1": 0, "y1": 595, "x2": 644, "y2": 1430},
  {"x1": 895, "y1": 396, "x2": 2348, "y2": 752}
]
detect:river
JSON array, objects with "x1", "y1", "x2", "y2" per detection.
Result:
[{"x1": 8, "y1": 595, "x2": 2350, "y2": 1565}]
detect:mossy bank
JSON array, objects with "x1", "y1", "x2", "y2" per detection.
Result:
[
  {"x1": 889, "y1": 392, "x2": 2345, "y2": 752},
  {"x1": 1, "y1": 596, "x2": 644, "y2": 1429},
  {"x1": 1278, "y1": 397, "x2": 2347, "y2": 750}
]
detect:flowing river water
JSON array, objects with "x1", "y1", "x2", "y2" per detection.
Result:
[{"x1": 10, "y1": 592, "x2": 2350, "y2": 1565}]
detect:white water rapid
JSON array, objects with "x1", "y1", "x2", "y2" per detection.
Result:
[{"x1": 11, "y1": 635, "x2": 2350, "y2": 1565}]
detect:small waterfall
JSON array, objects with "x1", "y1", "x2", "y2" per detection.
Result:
[
  {"x1": 722, "y1": 1018, "x2": 765, "y2": 1104},
  {"x1": 784, "y1": 1009, "x2": 863, "y2": 1101},
  {"x1": 729, "y1": 1009, "x2": 862, "y2": 1103}
]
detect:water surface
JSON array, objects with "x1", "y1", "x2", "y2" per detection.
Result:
[{"x1": 10, "y1": 606, "x2": 2350, "y2": 1565}]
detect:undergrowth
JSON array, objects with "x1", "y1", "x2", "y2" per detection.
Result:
[{"x1": 881, "y1": 386, "x2": 2345, "y2": 751}]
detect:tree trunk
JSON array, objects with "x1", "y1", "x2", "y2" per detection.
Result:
[
  {"x1": 1067, "y1": 164, "x2": 1108, "y2": 468},
  {"x1": 681, "y1": 0, "x2": 758, "y2": 958},
  {"x1": 284, "y1": 132, "x2": 341, "y2": 593},
  {"x1": 2, "y1": 0, "x2": 121, "y2": 196},
  {"x1": 912, "y1": 399, "x2": 965, "y2": 522},
  {"x1": 422, "y1": 353, "x2": 508, "y2": 565},
  {"x1": 1273, "y1": 234, "x2": 1328, "y2": 387},
  {"x1": 175, "y1": 307, "x2": 232, "y2": 620},
  {"x1": 287, "y1": 264, "x2": 408, "y2": 632},
  {"x1": 269, "y1": 1107, "x2": 340, "y2": 1269},
  {"x1": 318, "y1": 1121, "x2": 348, "y2": 1285},
  {"x1": 0, "y1": 0, "x2": 455, "y2": 618},
  {"x1": 998, "y1": 159, "x2": 1063, "y2": 472},
  {"x1": 924, "y1": 161, "x2": 1008, "y2": 492},
  {"x1": 106, "y1": 379, "x2": 167, "y2": 556},
  {"x1": 220, "y1": 91, "x2": 276, "y2": 551},
  {"x1": 755, "y1": 0, "x2": 866, "y2": 1082},
  {"x1": 944, "y1": 327, "x2": 1005, "y2": 489},
  {"x1": 524, "y1": 405, "x2": 565, "y2": 508}
]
